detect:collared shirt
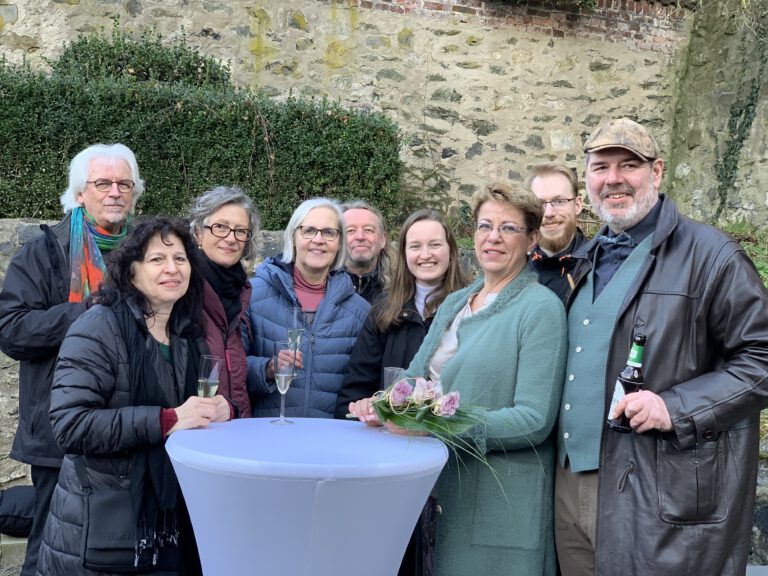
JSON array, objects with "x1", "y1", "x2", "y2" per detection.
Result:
[{"x1": 592, "y1": 198, "x2": 663, "y2": 300}]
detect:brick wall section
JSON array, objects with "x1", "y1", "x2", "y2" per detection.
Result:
[{"x1": 349, "y1": 0, "x2": 687, "y2": 53}]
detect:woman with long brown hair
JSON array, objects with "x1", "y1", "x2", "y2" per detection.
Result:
[{"x1": 337, "y1": 208, "x2": 467, "y2": 417}]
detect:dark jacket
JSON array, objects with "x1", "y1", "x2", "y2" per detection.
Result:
[
  {"x1": 345, "y1": 266, "x2": 383, "y2": 304},
  {"x1": 567, "y1": 196, "x2": 768, "y2": 575},
  {"x1": 528, "y1": 227, "x2": 588, "y2": 304},
  {"x1": 335, "y1": 298, "x2": 431, "y2": 418},
  {"x1": 201, "y1": 280, "x2": 251, "y2": 418},
  {"x1": 246, "y1": 258, "x2": 369, "y2": 418},
  {"x1": 37, "y1": 303, "x2": 194, "y2": 576},
  {"x1": 0, "y1": 214, "x2": 84, "y2": 467}
]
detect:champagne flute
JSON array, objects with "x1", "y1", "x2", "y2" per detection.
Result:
[
  {"x1": 271, "y1": 341, "x2": 294, "y2": 425},
  {"x1": 287, "y1": 307, "x2": 304, "y2": 377},
  {"x1": 198, "y1": 355, "x2": 223, "y2": 398}
]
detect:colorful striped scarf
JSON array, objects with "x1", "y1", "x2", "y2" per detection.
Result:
[{"x1": 68, "y1": 207, "x2": 129, "y2": 302}]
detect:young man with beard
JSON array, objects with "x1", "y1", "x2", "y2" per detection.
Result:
[
  {"x1": 341, "y1": 200, "x2": 390, "y2": 304},
  {"x1": 554, "y1": 118, "x2": 768, "y2": 576},
  {"x1": 526, "y1": 163, "x2": 588, "y2": 303}
]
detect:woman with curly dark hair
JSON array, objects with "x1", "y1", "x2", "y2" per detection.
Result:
[{"x1": 36, "y1": 217, "x2": 231, "y2": 576}]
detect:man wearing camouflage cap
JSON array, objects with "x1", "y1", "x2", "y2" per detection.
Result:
[{"x1": 554, "y1": 117, "x2": 768, "y2": 575}]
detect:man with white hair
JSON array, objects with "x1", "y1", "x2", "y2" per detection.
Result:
[{"x1": 0, "y1": 143, "x2": 143, "y2": 576}]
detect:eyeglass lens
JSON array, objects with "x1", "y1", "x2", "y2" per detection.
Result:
[{"x1": 208, "y1": 224, "x2": 252, "y2": 241}]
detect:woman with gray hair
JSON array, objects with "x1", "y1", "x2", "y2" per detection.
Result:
[
  {"x1": 246, "y1": 198, "x2": 369, "y2": 418},
  {"x1": 189, "y1": 186, "x2": 260, "y2": 418}
]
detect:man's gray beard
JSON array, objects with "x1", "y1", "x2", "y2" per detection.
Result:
[
  {"x1": 346, "y1": 252, "x2": 378, "y2": 272},
  {"x1": 592, "y1": 182, "x2": 657, "y2": 232},
  {"x1": 539, "y1": 218, "x2": 577, "y2": 255}
]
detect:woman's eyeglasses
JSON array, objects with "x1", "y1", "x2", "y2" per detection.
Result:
[
  {"x1": 298, "y1": 226, "x2": 340, "y2": 241},
  {"x1": 205, "y1": 223, "x2": 253, "y2": 241}
]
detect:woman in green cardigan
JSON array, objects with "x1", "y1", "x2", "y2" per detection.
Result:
[{"x1": 350, "y1": 182, "x2": 567, "y2": 576}]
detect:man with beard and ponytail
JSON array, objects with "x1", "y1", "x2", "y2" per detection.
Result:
[
  {"x1": 0, "y1": 143, "x2": 142, "y2": 576},
  {"x1": 554, "y1": 118, "x2": 768, "y2": 576},
  {"x1": 526, "y1": 162, "x2": 588, "y2": 303}
]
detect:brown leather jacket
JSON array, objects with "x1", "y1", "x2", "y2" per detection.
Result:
[{"x1": 567, "y1": 195, "x2": 768, "y2": 575}]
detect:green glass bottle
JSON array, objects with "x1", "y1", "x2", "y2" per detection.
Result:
[{"x1": 607, "y1": 332, "x2": 646, "y2": 433}]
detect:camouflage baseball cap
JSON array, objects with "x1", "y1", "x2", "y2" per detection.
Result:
[{"x1": 583, "y1": 118, "x2": 660, "y2": 161}]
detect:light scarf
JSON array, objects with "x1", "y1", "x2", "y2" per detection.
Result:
[{"x1": 68, "y1": 207, "x2": 129, "y2": 302}]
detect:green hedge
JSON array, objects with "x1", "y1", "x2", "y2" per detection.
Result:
[{"x1": 0, "y1": 28, "x2": 403, "y2": 229}]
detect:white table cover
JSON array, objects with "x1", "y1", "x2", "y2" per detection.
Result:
[{"x1": 166, "y1": 418, "x2": 448, "y2": 576}]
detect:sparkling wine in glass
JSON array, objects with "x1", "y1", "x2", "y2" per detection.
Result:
[
  {"x1": 271, "y1": 341, "x2": 294, "y2": 425},
  {"x1": 287, "y1": 307, "x2": 304, "y2": 378},
  {"x1": 198, "y1": 355, "x2": 222, "y2": 398}
]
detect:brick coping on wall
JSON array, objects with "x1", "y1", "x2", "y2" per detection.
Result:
[{"x1": 348, "y1": 0, "x2": 688, "y2": 53}]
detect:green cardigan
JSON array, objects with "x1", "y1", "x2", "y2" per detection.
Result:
[{"x1": 406, "y1": 269, "x2": 566, "y2": 576}]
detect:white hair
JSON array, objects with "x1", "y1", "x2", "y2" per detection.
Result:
[
  {"x1": 59, "y1": 143, "x2": 145, "y2": 213},
  {"x1": 281, "y1": 198, "x2": 347, "y2": 271}
]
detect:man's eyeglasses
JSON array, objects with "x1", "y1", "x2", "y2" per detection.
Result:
[
  {"x1": 475, "y1": 222, "x2": 528, "y2": 236},
  {"x1": 540, "y1": 198, "x2": 576, "y2": 210},
  {"x1": 298, "y1": 226, "x2": 340, "y2": 241},
  {"x1": 87, "y1": 179, "x2": 135, "y2": 194},
  {"x1": 205, "y1": 223, "x2": 253, "y2": 242}
]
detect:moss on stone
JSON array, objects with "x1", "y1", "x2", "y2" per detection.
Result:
[
  {"x1": 466, "y1": 35, "x2": 482, "y2": 46},
  {"x1": 456, "y1": 61, "x2": 481, "y2": 69},
  {"x1": 324, "y1": 39, "x2": 348, "y2": 69},
  {"x1": 288, "y1": 10, "x2": 309, "y2": 31},
  {"x1": 442, "y1": 44, "x2": 460, "y2": 53},
  {"x1": 398, "y1": 28, "x2": 414, "y2": 48},
  {"x1": 426, "y1": 73, "x2": 446, "y2": 82},
  {"x1": 490, "y1": 65, "x2": 507, "y2": 76}
]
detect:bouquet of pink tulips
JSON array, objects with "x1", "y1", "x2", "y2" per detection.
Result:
[{"x1": 372, "y1": 377, "x2": 487, "y2": 459}]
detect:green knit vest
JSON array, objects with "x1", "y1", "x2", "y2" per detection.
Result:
[{"x1": 557, "y1": 235, "x2": 652, "y2": 472}]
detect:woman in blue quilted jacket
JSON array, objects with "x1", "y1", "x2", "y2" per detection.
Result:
[{"x1": 246, "y1": 198, "x2": 369, "y2": 418}]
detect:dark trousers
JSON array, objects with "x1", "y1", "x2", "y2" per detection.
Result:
[{"x1": 20, "y1": 465, "x2": 59, "y2": 576}]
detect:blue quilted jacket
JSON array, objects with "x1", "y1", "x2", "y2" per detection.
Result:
[{"x1": 246, "y1": 257, "x2": 369, "y2": 418}]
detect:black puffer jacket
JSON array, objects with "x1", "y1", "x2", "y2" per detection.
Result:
[
  {"x1": 36, "y1": 303, "x2": 193, "y2": 576},
  {"x1": 566, "y1": 196, "x2": 768, "y2": 575},
  {"x1": 527, "y1": 228, "x2": 588, "y2": 304},
  {"x1": 335, "y1": 298, "x2": 431, "y2": 418},
  {"x1": 0, "y1": 214, "x2": 84, "y2": 467}
]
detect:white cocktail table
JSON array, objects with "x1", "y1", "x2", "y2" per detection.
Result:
[{"x1": 166, "y1": 418, "x2": 448, "y2": 576}]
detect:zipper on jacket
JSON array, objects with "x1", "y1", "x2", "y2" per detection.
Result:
[
  {"x1": 303, "y1": 333, "x2": 315, "y2": 417},
  {"x1": 617, "y1": 462, "x2": 636, "y2": 492}
]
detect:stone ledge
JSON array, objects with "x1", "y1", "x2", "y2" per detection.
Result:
[{"x1": 0, "y1": 534, "x2": 26, "y2": 575}]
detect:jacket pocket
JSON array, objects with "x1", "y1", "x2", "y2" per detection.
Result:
[{"x1": 656, "y1": 435, "x2": 726, "y2": 524}]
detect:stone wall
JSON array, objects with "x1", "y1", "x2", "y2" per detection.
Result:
[{"x1": 1, "y1": 0, "x2": 692, "y2": 213}]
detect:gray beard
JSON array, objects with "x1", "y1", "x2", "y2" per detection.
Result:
[{"x1": 592, "y1": 182, "x2": 657, "y2": 232}]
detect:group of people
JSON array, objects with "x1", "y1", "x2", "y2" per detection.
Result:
[{"x1": 0, "y1": 117, "x2": 766, "y2": 576}]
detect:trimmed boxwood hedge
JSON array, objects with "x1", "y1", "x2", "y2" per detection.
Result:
[{"x1": 0, "y1": 26, "x2": 403, "y2": 229}]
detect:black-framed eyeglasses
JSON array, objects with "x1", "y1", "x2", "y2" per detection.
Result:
[
  {"x1": 205, "y1": 223, "x2": 253, "y2": 242},
  {"x1": 540, "y1": 198, "x2": 576, "y2": 210},
  {"x1": 86, "y1": 179, "x2": 135, "y2": 194},
  {"x1": 298, "y1": 226, "x2": 340, "y2": 241},
  {"x1": 475, "y1": 222, "x2": 528, "y2": 236}
]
